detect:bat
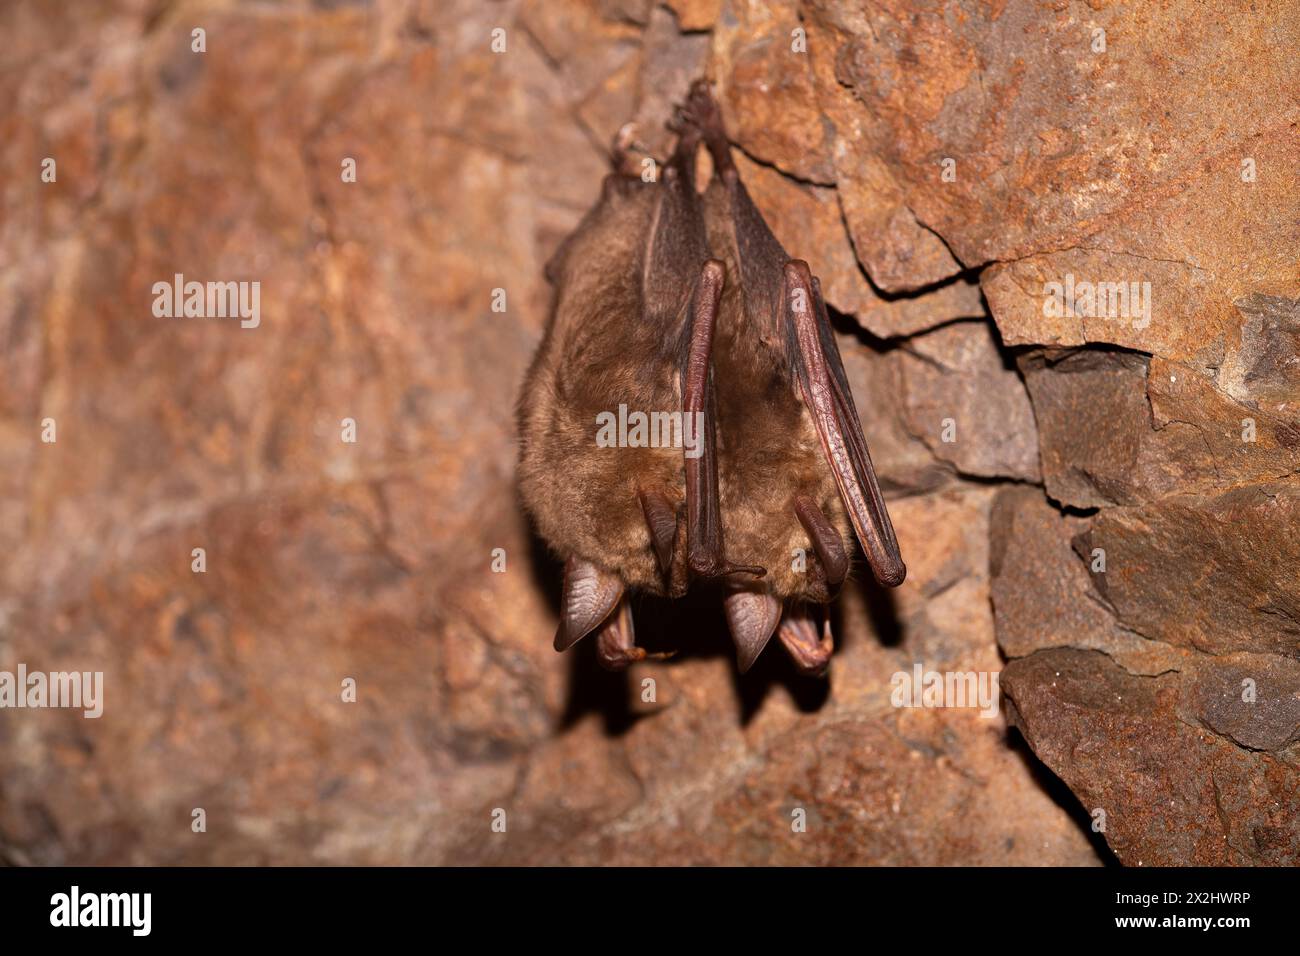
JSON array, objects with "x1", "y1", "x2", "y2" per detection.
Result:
[{"x1": 517, "y1": 81, "x2": 904, "y2": 676}]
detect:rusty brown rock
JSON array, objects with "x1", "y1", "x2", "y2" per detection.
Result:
[
  {"x1": 980, "y1": 127, "x2": 1299, "y2": 365},
  {"x1": 1078, "y1": 483, "x2": 1300, "y2": 660},
  {"x1": 518, "y1": 0, "x2": 641, "y2": 109},
  {"x1": 797, "y1": 1, "x2": 964, "y2": 291},
  {"x1": 802, "y1": 0, "x2": 1300, "y2": 267},
  {"x1": 664, "y1": 0, "x2": 722, "y2": 32},
  {"x1": 1191, "y1": 657, "x2": 1300, "y2": 754},
  {"x1": 0, "y1": 0, "x2": 576, "y2": 865},
  {"x1": 989, "y1": 486, "x2": 1181, "y2": 676},
  {"x1": 1002, "y1": 648, "x2": 1300, "y2": 866},
  {"x1": 9, "y1": 0, "x2": 1292, "y2": 871},
  {"x1": 730, "y1": 152, "x2": 985, "y2": 336},
  {"x1": 1018, "y1": 349, "x2": 1299, "y2": 510},
  {"x1": 710, "y1": 0, "x2": 836, "y2": 185},
  {"x1": 898, "y1": 320, "x2": 1040, "y2": 481},
  {"x1": 1218, "y1": 294, "x2": 1300, "y2": 409}
]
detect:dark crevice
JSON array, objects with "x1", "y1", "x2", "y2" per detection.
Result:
[{"x1": 1005, "y1": 724, "x2": 1122, "y2": 867}]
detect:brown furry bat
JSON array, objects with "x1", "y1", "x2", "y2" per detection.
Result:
[{"x1": 517, "y1": 82, "x2": 904, "y2": 676}]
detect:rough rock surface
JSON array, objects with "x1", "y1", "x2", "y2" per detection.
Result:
[
  {"x1": 898, "y1": 321, "x2": 1040, "y2": 481},
  {"x1": 1, "y1": 0, "x2": 1294, "y2": 866}
]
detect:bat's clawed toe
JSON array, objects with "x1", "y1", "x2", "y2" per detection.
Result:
[
  {"x1": 678, "y1": 80, "x2": 733, "y2": 177},
  {"x1": 682, "y1": 80, "x2": 724, "y2": 135},
  {"x1": 554, "y1": 556, "x2": 625, "y2": 652},
  {"x1": 724, "y1": 587, "x2": 782, "y2": 673},
  {"x1": 777, "y1": 602, "x2": 834, "y2": 677}
]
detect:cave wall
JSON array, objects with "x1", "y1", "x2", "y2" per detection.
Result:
[{"x1": 0, "y1": 0, "x2": 1294, "y2": 864}]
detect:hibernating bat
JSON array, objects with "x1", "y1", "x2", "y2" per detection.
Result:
[{"x1": 517, "y1": 81, "x2": 904, "y2": 676}]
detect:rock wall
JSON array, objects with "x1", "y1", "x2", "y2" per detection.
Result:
[{"x1": 0, "y1": 0, "x2": 1293, "y2": 864}]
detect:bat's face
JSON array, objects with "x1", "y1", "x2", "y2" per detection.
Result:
[{"x1": 517, "y1": 82, "x2": 904, "y2": 676}]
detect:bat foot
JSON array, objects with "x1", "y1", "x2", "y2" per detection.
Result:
[
  {"x1": 678, "y1": 79, "x2": 733, "y2": 176},
  {"x1": 595, "y1": 648, "x2": 677, "y2": 672}
]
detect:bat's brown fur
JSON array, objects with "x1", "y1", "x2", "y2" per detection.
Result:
[
  {"x1": 704, "y1": 182, "x2": 854, "y2": 602},
  {"x1": 517, "y1": 175, "x2": 683, "y2": 595},
  {"x1": 517, "y1": 82, "x2": 903, "y2": 674}
]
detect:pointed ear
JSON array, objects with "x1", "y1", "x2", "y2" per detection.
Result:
[
  {"x1": 681, "y1": 259, "x2": 765, "y2": 581},
  {"x1": 724, "y1": 588, "x2": 782, "y2": 673},
  {"x1": 554, "y1": 556, "x2": 625, "y2": 651},
  {"x1": 784, "y1": 262, "x2": 906, "y2": 588}
]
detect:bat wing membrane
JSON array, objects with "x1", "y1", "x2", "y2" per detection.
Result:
[{"x1": 784, "y1": 262, "x2": 906, "y2": 587}]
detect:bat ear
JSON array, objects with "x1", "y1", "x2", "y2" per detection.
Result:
[
  {"x1": 554, "y1": 556, "x2": 625, "y2": 652},
  {"x1": 723, "y1": 588, "x2": 782, "y2": 673},
  {"x1": 783, "y1": 262, "x2": 906, "y2": 588},
  {"x1": 776, "y1": 602, "x2": 834, "y2": 677}
]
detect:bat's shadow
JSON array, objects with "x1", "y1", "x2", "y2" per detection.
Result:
[
  {"x1": 551, "y1": 560, "x2": 903, "y2": 734},
  {"x1": 556, "y1": 587, "x2": 830, "y2": 734},
  {"x1": 525, "y1": 493, "x2": 904, "y2": 734}
]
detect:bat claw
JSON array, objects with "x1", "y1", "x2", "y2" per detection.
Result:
[
  {"x1": 614, "y1": 121, "x2": 639, "y2": 154},
  {"x1": 611, "y1": 122, "x2": 650, "y2": 177},
  {"x1": 679, "y1": 79, "x2": 732, "y2": 175}
]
